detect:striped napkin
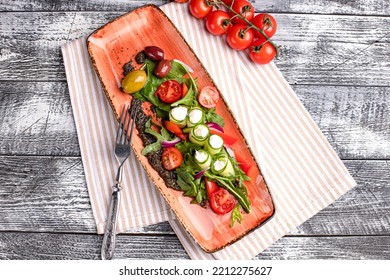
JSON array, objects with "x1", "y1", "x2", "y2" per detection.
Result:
[{"x1": 62, "y1": 2, "x2": 356, "y2": 260}]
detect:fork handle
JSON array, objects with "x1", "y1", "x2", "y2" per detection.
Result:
[{"x1": 101, "y1": 183, "x2": 121, "y2": 260}]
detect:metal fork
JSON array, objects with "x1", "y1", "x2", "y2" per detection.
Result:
[{"x1": 101, "y1": 104, "x2": 136, "y2": 260}]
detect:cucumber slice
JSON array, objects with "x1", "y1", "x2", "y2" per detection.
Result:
[
  {"x1": 169, "y1": 106, "x2": 188, "y2": 128},
  {"x1": 205, "y1": 134, "x2": 224, "y2": 156},
  {"x1": 194, "y1": 150, "x2": 212, "y2": 169},
  {"x1": 211, "y1": 154, "x2": 235, "y2": 177},
  {"x1": 186, "y1": 107, "x2": 204, "y2": 128},
  {"x1": 189, "y1": 124, "x2": 210, "y2": 146}
]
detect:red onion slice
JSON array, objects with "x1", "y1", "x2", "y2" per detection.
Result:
[
  {"x1": 207, "y1": 122, "x2": 224, "y2": 133},
  {"x1": 161, "y1": 137, "x2": 182, "y2": 148},
  {"x1": 194, "y1": 169, "x2": 206, "y2": 179}
]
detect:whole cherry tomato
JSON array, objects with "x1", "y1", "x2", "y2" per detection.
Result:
[
  {"x1": 229, "y1": 0, "x2": 254, "y2": 25},
  {"x1": 251, "y1": 13, "x2": 277, "y2": 39},
  {"x1": 189, "y1": 0, "x2": 212, "y2": 19},
  {"x1": 249, "y1": 38, "x2": 277, "y2": 65},
  {"x1": 221, "y1": 0, "x2": 233, "y2": 5},
  {"x1": 174, "y1": 0, "x2": 189, "y2": 3},
  {"x1": 226, "y1": 24, "x2": 254, "y2": 50},
  {"x1": 205, "y1": 10, "x2": 231, "y2": 36}
]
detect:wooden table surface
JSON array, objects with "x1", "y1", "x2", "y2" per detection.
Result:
[{"x1": 1, "y1": 0, "x2": 389, "y2": 260}]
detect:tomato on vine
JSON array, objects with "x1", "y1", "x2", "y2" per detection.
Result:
[
  {"x1": 229, "y1": 0, "x2": 254, "y2": 25},
  {"x1": 205, "y1": 10, "x2": 231, "y2": 36},
  {"x1": 249, "y1": 38, "x2": 277, "y2": 65},
  {"x1": 251, "y1": 13, "x2": 277, "y2": 39},
  {"x1": 189, "y1": 0, "x2": 212, "y2": 19},
  {"x1": 226, "y1": 24, "x2": 254, "y2": 50}
]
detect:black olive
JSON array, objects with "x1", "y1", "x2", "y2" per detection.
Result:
[
  {"x1": 123, "y1": 61, "x2": 134, "y2": 76},
  {"x1": 135, "y1": 51, "x2": 146, "y2": 64}
]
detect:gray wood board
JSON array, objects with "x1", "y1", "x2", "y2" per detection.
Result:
[
  {"x1": 1, "y1": 82, "x2": 390, "y2": 159},
  {"x1": 1, "y1": 156, "x2": 389, "y2": 236},
  {"x1": 1, "y1": 0, "x2": 389, "y2": 15},
  {"x1": 0, "y1": 232, "x2": 389, "y2": 259},
  {"x1": 0, "y1": 12, "x2": 389, "y2": 86}
]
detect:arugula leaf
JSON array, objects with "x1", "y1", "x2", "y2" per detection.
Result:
[
  {"x1": 138, "y1": 60, "x2": 171, "y2": 112},
  {"x1": 175, "y1": 141, "x2": 201, "y2": 157},
  {"x1": 176, "y1": 168, "x2": 207, "y2": 205},
  {"x1": 132, "y1": 91, "x2": 147, "y2": 102},
  {"x1": 141, "y1": 117, "x2": 174, "y2": 155},
  {"x1": 167, "y1": 61, "x2": 187, "y2": 79},
  {"x1": 204, "y1": 170, "x2": 251, "y2": 213},
  {"x1": 141, "y1": 142, "x2": 161, "y2": 156},
  {"x1": 231, "y1": 205, "x2": 244, "y2": 227},
  {"x1": 169, "y1": 60, "x2": 198, "y2": 94},
  {"x1": 205, "y1": 107, "x2": 225, "y2": 127},
  {"x1": 171, "y1": 84, "x2": 195, "y2": 107}
]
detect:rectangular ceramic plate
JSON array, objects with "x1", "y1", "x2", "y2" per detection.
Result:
[{"x1": 87, "y1": 4, "x2": 275, "y2": 253}]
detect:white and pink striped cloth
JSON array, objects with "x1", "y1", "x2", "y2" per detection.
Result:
[{"x1": 61, "y1": 2, "x2": 356, "y2": 260}]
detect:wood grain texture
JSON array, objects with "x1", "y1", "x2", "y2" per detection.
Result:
[
  {"x1": 0, "y1": 12, "x2": 389, "y2": 86},
  {"x1": 0, "y1": 82, "x2": 80, "y2": 156},
  {"x1": 0, "y1": 0, "x2": 389, "y2": 260},
  {"x1": 1, "y1": 0, "x2": 389, "y2": 15},
  {"x1": 1, "y1": 156, "x2": 389, "y2": 236},
  {"x1": 2, "y1": 82, "x2": 390, "y2": 159},
  {"x1": 0, "y1": 232, "x2": 389, "y2": 259}
]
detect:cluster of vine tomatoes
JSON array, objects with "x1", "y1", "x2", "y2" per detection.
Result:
[{"x1": 175, "y1": 0, "x2": 278, "y2": 65}]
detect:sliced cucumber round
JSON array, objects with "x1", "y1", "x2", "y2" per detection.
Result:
[
  {"x1": 211, "y1": 154, "x2": 235, "y2": 177},
  {"x1": 186, "y1": 107, "x2": 204, "y2": 128},
  {"x1": 169, "y1": 106, "x2": 188, "y2": 128},
  {"x1": 194, "y1": 149, "x2": 212, "y2": 169},
  {"x1": 205, "y1": 134, "x2": 224, "y2": 156},
  {"x1": 189, "y1": 124, "x2": 210, "y2": 146}
]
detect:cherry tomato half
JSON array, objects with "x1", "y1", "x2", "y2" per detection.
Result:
[
  {"x1": 161, "y1": 147, "x2": 183, "y2": 171},
  {"x1": 174, "y1": 0, "x2": 189, "y2": 3},
  {"x1": 226, "y1": 24, "x2": 254, "y2": 50},
  {"x1": 251, "y1": 13, "x2": 277, "y2": 39},
  {"x1": 156, "y1": 80, "x2": 182, "y2": 103},
  {"x1": 230, "y1": 0, "x2": 254, "y2": 25},
  {"x1": 249, "y1": 38, "x2": 277, "y2": 65},
  {"x1": 205, "y1": 10, "x2": 231, "y2": 36},
  {"x1": 198, "y1": 86, "x2": 220, "y2": 108},
  {"x1": 189, "y1": 0, "x2": 212, "y2": 19},
  {"x1": 209, "y1": 188, "x2": 237, "y2": 215}
]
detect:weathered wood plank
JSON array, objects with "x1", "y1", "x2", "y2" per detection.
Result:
[
  {"x1": 0, "y1": 82, "x2": 80, "y2": 156},
  {"x1": 0, "y1": 12, "x2": 389, "y2": 86},
  {"x1": 256, "y1": 236, "x2": 390, "y2": 260},
  {"x1": 2, "y1": 82, "x2": 390, "y2": 159},
  {"x1": 0, "y1": 232, "x2": 389, "y2": 259},
  {"x1": 1, "y1": 0, "x2": 389, "y2": 16},
  {"x1": 0, "y1": 155, "x2": 173, "y2": 234},
  {"x1": 0, "y1": 156, "x2": 389, "y2": 236},
  {"x1": 294, "y1": 85, "x2": 390, "y2": 159}
]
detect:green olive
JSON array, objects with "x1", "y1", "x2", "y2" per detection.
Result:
[{"x1": 121, "y1": 69, "x2": 147, "y2": 94}]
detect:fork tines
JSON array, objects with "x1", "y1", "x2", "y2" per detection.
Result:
[{"x1": 116, "y1": 104, "x2": 136, "y2": 145}]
